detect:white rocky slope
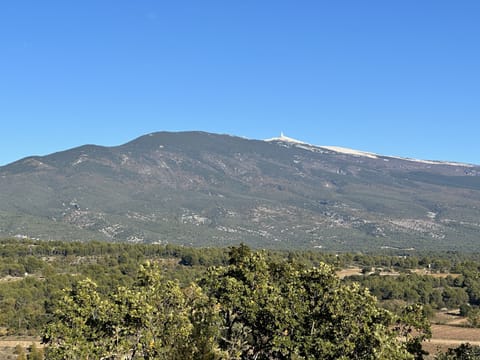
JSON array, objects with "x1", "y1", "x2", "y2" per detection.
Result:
[{"x1": 265, "y1": 133, "x2": 474, "y2": 167}]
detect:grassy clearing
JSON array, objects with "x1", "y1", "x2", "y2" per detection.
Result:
[
  {"x1": 424, "y1": 326, "x2": 480, "y2": 358},
  {"x1": 423, "y1": 310, "x2": 480, "y2": 358},
  {"x1": 336, "y1": 267, "x2": 362, "y2": 278},
  {"x1": 412, "y1": 269, "x2": 462, "y2": 278}
]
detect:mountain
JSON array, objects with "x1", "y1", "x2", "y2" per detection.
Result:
[{"x1": 1, "y1": 131, "x2": 479, "y2": 251}]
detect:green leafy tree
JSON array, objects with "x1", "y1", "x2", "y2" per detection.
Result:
[
  {"x1": 43, "y1": 262, "x2": 223, "y2": 360},
  {"x1": 202, "y1": 244, "x2": 416, "y2": 359},
  {"x1": 42, "y1": 245, "x2": 432, "y2": 359},
  {"x1": 435, "y1": 343, "x2": 480, "y2": 359}
]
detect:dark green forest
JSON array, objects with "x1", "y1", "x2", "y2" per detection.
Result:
[{"x1": 2, "y1": 239, "x2": 480, "y2": 358}]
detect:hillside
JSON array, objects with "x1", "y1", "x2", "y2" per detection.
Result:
[{"x1": 1, "y1": 131, "x2": 479, "y2": 251}]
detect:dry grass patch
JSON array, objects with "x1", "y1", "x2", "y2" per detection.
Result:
[
  {"x1": 412, "y1": 269, "x2": 461, "y2": 278},
  {"x1": 422, "y1": 324, "x2": 480, "y2": 358},
  {"x1": 0, "y1": 337, "x2": 42, "y2": 348},
  {"x1": 431, "y1": 324, "x2": 480, "y2": 343},
  {"x1": 336, "y1": 267, "x2": 362, "y2": 278}
]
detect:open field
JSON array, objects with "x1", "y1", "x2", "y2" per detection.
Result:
[
  {"x1": 431, "y1": 324, "x2": 480, "y2": 342},
  {"x1": 337, "y1": 267, "x2": 464, "y2": 280},
  {"x1": 336, "y1": 267, "x2": 362, "y2": 278},
  {"x1": 424, "y1": 324, "x2": 480, "y2": 358},
  {"x1": 421, "y1": 310, "x2": 480, "y2": 357},
  {"x1": 336, "y1": 267, "x2": 403, "y2": 278},
  {"x1": 412, "y1": 269, "x2": 462, "y2": 278}
]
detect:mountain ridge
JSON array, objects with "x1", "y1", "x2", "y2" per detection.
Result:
[
  {"x1": 1, "y1": 131, "x2": 479, "y2": 251},
  {"x1": 4, "y1": 131, "x2": 477, "y2": 169},
  {"x1": 265, "y1": 132, "x2": 476, "y2": 167}
]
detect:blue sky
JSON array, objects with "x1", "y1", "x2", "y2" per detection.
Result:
[{"x1": 1, "y1": 1, "x2": 479, "y2": 165}]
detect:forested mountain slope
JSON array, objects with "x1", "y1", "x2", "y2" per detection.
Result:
[{"x1": 1, "y1": 131, "x2": 479, "y2": 251}]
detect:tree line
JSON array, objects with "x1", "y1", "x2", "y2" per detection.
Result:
[
  {"x1": 2, "y1": 238, "x2": 480, "y2": 358},
  {"x1": 43, "y1": 245, "x2": 429, "y2": 359}
]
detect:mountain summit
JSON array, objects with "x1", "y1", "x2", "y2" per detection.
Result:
[{"x1": 1, "y1": 131, "x2": 479, "y2": 251}]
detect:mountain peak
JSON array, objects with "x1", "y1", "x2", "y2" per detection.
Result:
[
  {"x1": 265, "y1": 133, "x2": 381, "y2": 159},
  {"x1": 264, "y1": 132, "x2": 310, "y2": 145}
]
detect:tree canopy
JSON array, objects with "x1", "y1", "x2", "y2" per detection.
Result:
[{"x1": 43, "y1": 244, "x2": 430, "y2": 359}]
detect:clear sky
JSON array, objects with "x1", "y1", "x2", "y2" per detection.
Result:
[{"x1": 1, "y1": 1, "x2": 479, "y2": 166}]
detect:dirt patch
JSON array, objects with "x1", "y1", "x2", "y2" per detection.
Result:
[
  {"x1": 0, "y1": 276, "x2": 24, "y2": 283},
  {"x1": 433, "y1": 309, "x2": 468, "y2": 325},
  {"x1": 0, "y1": 337, "x2": 42, "y2": 348},
  {"x1": 422, "y1": 324, "x2": 480, "y2": 358},
  {"x1": 336, "y1": 267, "x2": 362, "y2": 278},
  {"x1": 431, "y1": 324, "x2": 480, "y2": 342},
  {"x1": 412, "y1": 269, "x2": 461, "y2": 278}
]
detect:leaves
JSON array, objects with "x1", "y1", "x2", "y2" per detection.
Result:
[
  {"x1": 202, "y1": 246, "x2": 415, "y2": 360},
  {"x1": 44, "y1": 263, "x2": 223, "y2": 360},
  {"x1": 44, "y1": 245, "x2": 430, "y2": 359}
]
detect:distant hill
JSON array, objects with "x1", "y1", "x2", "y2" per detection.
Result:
[{"x1": 1, "y1": 131, "x2": 479, "y2": 251}]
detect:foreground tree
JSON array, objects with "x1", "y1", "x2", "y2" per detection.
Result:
[
  {"x1": 201, "y1": 244, "x2": 422, "y2": 359},
  {"x1": 43, "y1": 262, "x2": 223, "y2": 360},
  {"x1": 43, "y1": 245, "x2": 430, "y2": 359}
]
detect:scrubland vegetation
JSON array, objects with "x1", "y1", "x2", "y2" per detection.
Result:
[{"x1": 1, "y1": 238, "x2": 480, "y2": 358}]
